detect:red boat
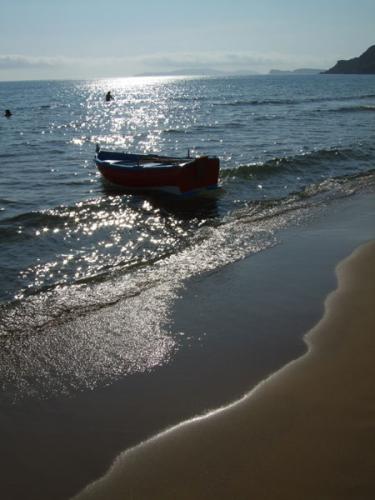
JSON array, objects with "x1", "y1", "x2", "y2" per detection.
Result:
[{"x1": 94, "y1": 146, "x2": 220, "y2": 196}]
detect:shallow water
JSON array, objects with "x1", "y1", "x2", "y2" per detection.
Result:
[{"x1": 0, "y1": 74, "x2": 374, "y2": 400}]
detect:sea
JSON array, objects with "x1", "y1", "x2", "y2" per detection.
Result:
[{"x1": 0, "y1": 74, "x2": 374, "y2": 402}]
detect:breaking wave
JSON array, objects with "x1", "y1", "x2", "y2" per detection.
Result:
[{"x1": 221, "y1": 144, "x2": 374, "y2": 180}]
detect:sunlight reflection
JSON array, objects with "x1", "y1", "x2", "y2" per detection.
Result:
[
  {"x1": 89, "y1": 76, "x2": 192, "y2": 91},
  {"x1": 17, "y1": 195, "x2": 194, "y2": 297},
  {"x1": 66, "y1": 76, "x2": 205, "y2": 154}
]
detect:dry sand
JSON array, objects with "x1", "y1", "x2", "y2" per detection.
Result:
[{"x1": 74, "y1": 240, "x2": 375, "y2": 500}]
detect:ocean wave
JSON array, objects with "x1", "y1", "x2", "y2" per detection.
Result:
[
  {"x1": 220, "y1": 145, "x2": 374, "y2": 180},
  {"x1": 0, "y1": 210, "x2": 65, "y2": 228},
  {"x1": 173, "y1": 96, "x2": 206, "y2": 102},
  {"x1": 0, "y1": 194, "x2": 205, "y2": 301},
  {"x1": 0, "y1": 199, "x2": 109, "y2": 240},
  {"x1": 329, "y1": 105, "x2": 375, "y2": 113},
  {"x1": 0, "y1": 153, "x2": 19, "y2": 159},
  {"x1": 0, "y1": 197, "x2": 18, "y2": 205},
  {"x1": 163, "y1": 128, "x2": 187, "y2": 134},
  {"x1": 216, "y1": 94, "x2": 375, "y2": 107},
  {"x1": 229, "y1": 170, "x2": 375, "y2": 224},
  {"x1": 218, "y1": 98, "x2": 295, "y2": 106}
]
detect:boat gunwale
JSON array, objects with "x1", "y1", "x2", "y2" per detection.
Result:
[{"x1": 95, "y1": 158, "x2": 187, "y2": 171}]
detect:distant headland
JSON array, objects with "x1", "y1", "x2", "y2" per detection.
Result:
[
  {"x1": 269, "y1": 68, "x2": 323, "y2": 75},
  {"x1": 134, "y1": 68, "x2": 258, "y2": 77},
  {"x1": 135, "y1": 68, "x2": 225, "y2": 77},
  {"x1": 323, "y1": 45, "x2": 375, "y2": 74}
]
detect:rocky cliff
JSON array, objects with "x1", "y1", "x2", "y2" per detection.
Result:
[{"x1": 324, "y1": 45, "x2": 375, "y2": 74}]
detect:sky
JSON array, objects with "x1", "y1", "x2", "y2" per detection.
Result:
[{"x1": 0, "y1": 0, "x2": 374, "y2": 81}]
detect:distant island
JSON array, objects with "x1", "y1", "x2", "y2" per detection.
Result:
[
  {"x1": 135, "y1": 68, "x2": 258, "y2": 77},
  {"x1": 323, "y1": 45, "x2": 375, "y2": 74},
  {"x1": 269, "y1": 68, "x2": 324, "y2": 75},
  {"x1": 135, "y1": 68, "x2": 225, "y2": 77}
]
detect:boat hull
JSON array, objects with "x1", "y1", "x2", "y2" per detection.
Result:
[{"x1": 95, "y1": 151, "x2": 220, "y2": 196}]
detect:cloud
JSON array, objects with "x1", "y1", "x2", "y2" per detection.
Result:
[{"x1": 0, "y1": 55, "x2": 61, "y2": 69}]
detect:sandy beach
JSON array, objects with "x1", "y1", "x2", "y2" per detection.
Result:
[
  {"x1": 74, "y1": 238, "x2": 375, "y2": 498},
  {"x1": 69, "y1": 191, "x2": 374, "y2": 500},
  {"x1": 0, "y1": 191, "x2": 374, "y2": 500}
]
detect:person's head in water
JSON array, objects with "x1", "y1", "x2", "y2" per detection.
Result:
[{"x1": 4, "y1": 109, "x2": 12, "y2": 117}]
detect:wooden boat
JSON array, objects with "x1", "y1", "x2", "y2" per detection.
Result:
[{"x1": 94, "y1": 146, "x2": 220, "y2": 196}]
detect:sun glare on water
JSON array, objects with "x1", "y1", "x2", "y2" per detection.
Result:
[{"x1": 76, "y1": 76, "x2": 198, "y2": 153}]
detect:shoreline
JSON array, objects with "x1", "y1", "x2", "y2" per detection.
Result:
[
  {"x1": 74, "y1": 239, "x2": 375, "y2": 500},
  {"x1": 72, "y1": 190, "x2": 374, "y2": 499},
  {"x1": 0, "y1": 191, "x2": 374, "y2": 500}
]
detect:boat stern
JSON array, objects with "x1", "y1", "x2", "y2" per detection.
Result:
[{"x1": 179, "y1": 156, "x2": 220, "y2": 193}]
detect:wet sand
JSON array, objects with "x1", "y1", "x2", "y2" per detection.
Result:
[
  {"x1": 74, "y1": 240, "x2": 375, "y2": 500},
  {"x1": 1, "y1": 192, "x2": 374, "y2": 500}
]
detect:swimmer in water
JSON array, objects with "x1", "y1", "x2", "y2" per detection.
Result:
[{"x1": 105, "y1": 91, "x2": 114, "y2": 102}]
